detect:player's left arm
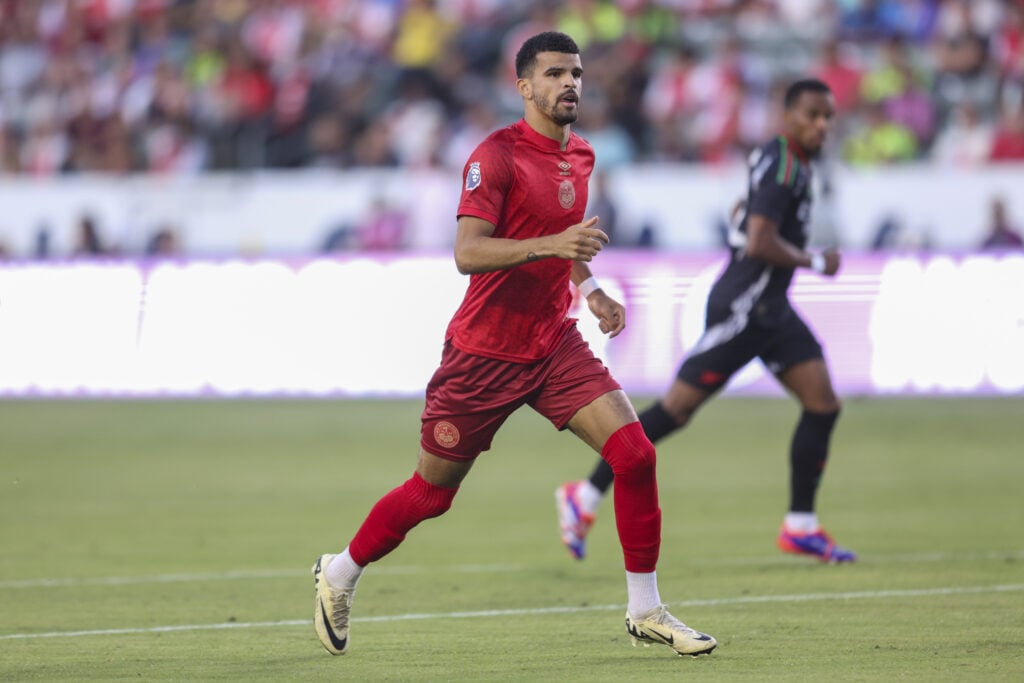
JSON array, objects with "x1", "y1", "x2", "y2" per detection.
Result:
[
  {"x1": 571, "y1": 262, "x2": 625, "y2": 338},
  {"x1": 745, "y1": 214, "x2": 840, "y2": 276}
]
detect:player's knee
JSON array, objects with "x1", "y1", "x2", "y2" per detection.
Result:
[
  {"x1": 805, "y1": 394, "x2": 841, "y2": 415},
  {"x1": 666, "y1": 404, "x2": 696, "y2": 428},
  {"x1": 817, "y1": 400, "x2": 841, "y2": 418},
  {"x1": 405, "y1": 472, "x2": 458, "y2": 519},
  {"x1": 802, "y1": 406, "x2": 840, "y2": 434},
  {"x1": 630, "y1": 436, "x2": 657, "y2": 476},
  {"x1": 602, "y1": 422, "x2": 657, "y2": 479}
]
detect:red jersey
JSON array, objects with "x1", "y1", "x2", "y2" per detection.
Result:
[{"x1": 447, "y1": 119, "x2": 595, "y2": 362}]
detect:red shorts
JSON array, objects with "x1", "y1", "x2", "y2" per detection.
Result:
[{"x1": 420, "y1": 324, "x2": 621, "y2": 461}]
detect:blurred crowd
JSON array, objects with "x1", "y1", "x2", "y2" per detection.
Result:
[{"x1": 2, "y1": 0, "x2": 1024, "y2": 177}]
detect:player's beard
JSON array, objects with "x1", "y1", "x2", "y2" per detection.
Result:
[
  {"x1": 805, "y1": 139, "x2": 825, "y2": 159},
  {"x1": 553, "y1": 108, "x2": 578, "y2": 126},
  {"x1": 537, "y1": 93, "x2": 578, "y2": 126}
]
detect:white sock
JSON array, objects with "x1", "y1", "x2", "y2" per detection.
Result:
[
  {"x1": 325, "y1": 548, "x2": 364, "y2": 590},
  {"x1": 575, "y1": 480, "x2": 604, "y2": 515},
  {"x1": 626, "y1": 570, "x2": 662, "y2": 618},
  {"x1": 784, "y1": 512, "x2": 820, "y2": 533}
]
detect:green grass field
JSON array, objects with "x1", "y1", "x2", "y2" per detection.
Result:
[{"x1": 1, "y1": 396, "x2": 1022, "y2": 681}]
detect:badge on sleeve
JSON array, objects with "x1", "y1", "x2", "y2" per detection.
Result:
[{"x1": 465, "y1": 162, "x2": 482, "y2": 191}]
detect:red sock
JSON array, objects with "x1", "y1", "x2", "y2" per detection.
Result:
[
  {"x1": 601, "y1": 421, "x2": 660, "y2": 572},
  {"x1": 348, "y1": 472, "x2": 458, "y2": 566}
]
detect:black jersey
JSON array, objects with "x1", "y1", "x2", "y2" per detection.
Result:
[{"x1": 708, "y1": 136, "x2": 814, "y2": 323}]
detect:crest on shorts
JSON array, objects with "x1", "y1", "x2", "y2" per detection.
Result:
[
  {"x1": 558, "y1": 180, "x2": 575, "y2": 209},
  {"x1": 465, "y1": 162, "x2": 482, "y2": 191},
  {"x1": 434, "y1": 421, "x2": 460, "y2": 448}
]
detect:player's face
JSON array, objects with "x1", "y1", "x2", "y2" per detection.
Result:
[
  {"x1": 785, "y1": 91, "x2": 835, "y2": 157},
  {"x1": 523, "y1": 51, "x2": 583, "y2": 126}
]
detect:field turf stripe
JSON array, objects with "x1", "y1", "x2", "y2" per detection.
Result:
[{"x1": 2, "y1": 583, "x2": 1022, "y2": 641}]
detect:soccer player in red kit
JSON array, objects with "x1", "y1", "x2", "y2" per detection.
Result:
[{"x1": 311, "y1": 31, "x2": 716, "y2": 658}]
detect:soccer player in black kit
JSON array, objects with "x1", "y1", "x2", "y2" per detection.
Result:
[{"x1": 557, "y1": 78, "x2": 856, "y2": 563}]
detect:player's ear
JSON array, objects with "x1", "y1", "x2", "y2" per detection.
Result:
[{"x1": 516, "y1": 78, "x2": 532, "y2": 100}]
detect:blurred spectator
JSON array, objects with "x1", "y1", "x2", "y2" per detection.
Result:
[
  {"x1": 979, "y1": 195, "x2": 1024, "y2": 249},
  {"x1": 992, "y1": 1, "x2": 1024, "y2": 80},
  {"x1": 814, "y1": 39, "x2": 864, "y2": 115},
  {"x1": 209, "y1": 38, "x2": 274, "y2": 169},
  {"x1": 146, "y1": 226, "x2": 182, "y2": 256},
  {"x1": 385, "y1": 70, "x2": 447, "y2": 168},
  {"x1": 392, "y1": 0, "x2": 456, "y2": 71},
  {"x1": 931, "y1": 0, "x2": 1001, "y2": 117},
  {"x1": 440, "y1": 100, "x2": 500, "y2": 172},
  {"x1": 556, "y1": 0, "x2": 627, "y2": 52},
  {"x1": 586, "y1": 169, "x2": 619, "y2": 245},
  {"x1": 882, "y1": 58, "x2": 938, "y2": 149},
  {"x1": 989, "y1": 103, "x2": 1024, "y2": 161},
  {"x1": 0, "y1": 0, "x2": 1021, "y2": 176},
  {"x1": 306, "y1": 113, "x2": 353, "y2": 168},
  {"x1": 72, "y1": 214, "x2": 115, "y2": 257},
  {"x1": 688, "y1": 36, "x2": 750, "y2": 163},
  {"x1": 355, "y1": 196, "x2": 409, "y2": 251},
  {"x1": 351, "y1": 120, "x2": 400, "y2": 167},
  {"x1": 34, "y1": 222, "x2": 52, "y2": 259},
  {"x1": 19, "y1": 112, "x2": 69, "y2": 175},
  {"x1": 843, "y1": 100, "x2": 919, "y2": 164},
  {"x1": 577, "y1": 94, "x2": 636, "y2": 168},
  {"x1": 641, "y1": 43, "x2": 701, "y2": 160},
  {"x1": 930, "y1": 101, "x2": 994, "y2": 165}
]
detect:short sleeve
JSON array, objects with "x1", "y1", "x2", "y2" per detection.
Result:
[
  {"x1": 746, "y1": 151, "x2": 795, "y2": 225},
  {"x1": 457, "y1": 138, "x2": 514, "y2": 226}
]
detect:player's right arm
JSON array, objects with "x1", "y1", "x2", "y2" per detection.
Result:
[
  {"x1": 745, "y1": 214, "x2": 840, "y2": 275},
  {"x1": 742, "y1": 144, "x2": 840, "y2": 276},
  {"x1": 453, "y1": 215, "x2": 609, "y2": 275}
]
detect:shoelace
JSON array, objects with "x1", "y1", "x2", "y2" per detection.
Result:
[
  {"x1": 328, "y1": 588, "x2": 352, "y2": 627},
  {"x1": 650, "y1": 606, "x2": 695, "y2": 634}
]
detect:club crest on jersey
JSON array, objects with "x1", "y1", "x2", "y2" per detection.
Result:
[
  {"x1": 558, "y1": 180, "x2": 575, "y2": 209},
  {"x1": 465, "y1": 162, "x2": 482, "y2": 191},
  {"x1": 434, "y1": 421, "x2": 460, "y2": 448}
]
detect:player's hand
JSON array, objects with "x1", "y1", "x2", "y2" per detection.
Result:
[
  {"x1": 587, "y1": 291, "x2": 626, "y2": 338},
  {"x1": 552, "y1": 217, "x2": 608, "y2": 262},
  {"x1": 822, "y1": 248, "x2": 841, "y2": 276}
]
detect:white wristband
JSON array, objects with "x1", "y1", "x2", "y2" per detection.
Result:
[
  {"x1": 577, "y1": 276, "x2": 601, "y2": 298},
  {"x1": 809, "y1": 252, "x2": 826, "y2": 274}
]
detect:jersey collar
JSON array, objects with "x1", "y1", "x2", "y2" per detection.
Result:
[
  {"x1": 782, "y1": 134, "x2": 810, "y2": 163},
  {"x1": 516, "y1": 119, "x2": 574, "y2": 152}
]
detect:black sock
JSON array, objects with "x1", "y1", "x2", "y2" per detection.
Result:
[
  {"x1": 587, "y1": 455, "x2": 615, "y2": 493},
  {"x1": 587, "y1": 402, "x2": 681, "y2": 494},
  {"x1": 789, "y1": 409, "x2": 840, "y2": 512},
  {"x1": 639, "y1": 402, "x2": 681, "y2": 444}
]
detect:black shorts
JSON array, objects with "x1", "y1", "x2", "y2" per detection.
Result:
[{"x1": 677, "y1": 299, "x2": 823, "y2": 393}]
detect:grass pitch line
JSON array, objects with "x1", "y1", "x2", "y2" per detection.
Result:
[
  {"x1": 2, "y1": 550, "x2": 1021, "y2": 590},
  {"x1": 2, "y1": 583, "x2": 1022, "y2": 641},
  {"x1": 0, "y1": 563, "x2": 526, "y2": 589}
]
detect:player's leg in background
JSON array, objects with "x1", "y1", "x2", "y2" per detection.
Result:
[
  {"x1": 556, "y1": 379, "x2": 713, "y2": 560},
  {"x1": 776, "y1": 357, "x2": 855, "y2": 562},
  {"x1": 585, "y1": 378, "x2": 713, "y2": 494},
  {"x1": 778, "y1": 357, "x2": 841, "y2": 517},
  {"x1": 557, "y1": 334, "x2": 747, "y2": 560}
]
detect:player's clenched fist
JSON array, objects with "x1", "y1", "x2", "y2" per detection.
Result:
[{"x1": 553, "y1": 216, "x2": 608, "y2": 262}]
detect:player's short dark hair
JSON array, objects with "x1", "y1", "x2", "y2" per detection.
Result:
[
  {"x1": 784, "y1": 78, "x2": 831, "y2": 109},
  {"x1": 515, "y1": 31, "x2": 580, "y2": 78}
]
